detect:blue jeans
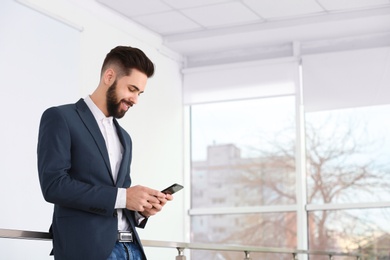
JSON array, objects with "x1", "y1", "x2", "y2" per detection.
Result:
[{"x1": 107, "y1": 242, "x2": 144, "y2": 260}]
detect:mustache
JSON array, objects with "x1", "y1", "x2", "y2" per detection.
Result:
[{"x1": 122, "y1": 100, "x2": 134, "y2": 107}]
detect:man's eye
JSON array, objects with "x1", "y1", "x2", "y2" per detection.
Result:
[{"x1": 128, "y1": 86, "x2": 142, "y2": 96}]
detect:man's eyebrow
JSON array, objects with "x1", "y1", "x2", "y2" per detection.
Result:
[{"x1": 129, "y1": 84, "x2": 144, "y2": 94}]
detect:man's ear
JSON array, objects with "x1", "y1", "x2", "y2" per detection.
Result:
[{"x1": 103, "y1": 68, "x2": 115, "y2": 85}]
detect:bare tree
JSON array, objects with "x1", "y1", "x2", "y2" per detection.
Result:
[
  {"x1": 245, "y1": 120, "x2": 387, "y2": 253},
  {"x1": 191, "y1": 117, "x2": 390, "y2": 260}
]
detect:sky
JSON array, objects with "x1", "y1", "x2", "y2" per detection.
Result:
[{"x1": 190, "y1": 95, "x2": 296, "y2": 161}]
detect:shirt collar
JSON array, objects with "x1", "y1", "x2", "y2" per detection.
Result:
[{"x1": 84, "y1": 95, "x2": 113, "y2": 123}]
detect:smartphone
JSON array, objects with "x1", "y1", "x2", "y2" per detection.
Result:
[{"x1": 161, "y1": 183, "x2": 183, "y2": 195}]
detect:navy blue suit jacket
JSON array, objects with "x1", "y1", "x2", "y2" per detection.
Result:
[{"x1": 37, "y1": 98, "x2": 147, "y2": 260}]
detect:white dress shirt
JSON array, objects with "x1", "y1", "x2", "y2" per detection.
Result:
[{"x1": 84, "y1": 96, "x2": 129, "y2": 231}]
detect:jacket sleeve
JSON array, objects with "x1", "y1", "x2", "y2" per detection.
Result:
[{"x1": 37, "y1": 107, "x2": 117, "y2": 216}]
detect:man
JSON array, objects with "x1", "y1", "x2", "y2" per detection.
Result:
[{"x1": 37, "y1": 46, "x2": 173, "y2": 260}]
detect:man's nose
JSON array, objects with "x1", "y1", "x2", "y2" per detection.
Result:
[{"x1": 130, "y1": 93, "x2": 138, "y2": 105}]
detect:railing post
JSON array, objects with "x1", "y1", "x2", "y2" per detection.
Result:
[
  {"x1": 176, "y1": 247, "x2": 186, "y2": 260},
  {"x1": 244, "y1": 251, "x2": 251, "y2": 260}
]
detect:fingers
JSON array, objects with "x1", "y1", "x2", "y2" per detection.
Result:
[
  {"x1": 150, "y1": 202, "x2": 163, "y2": 211},
  {"x1": 142, "y1": 206, "x2": 160, "y2": 217},
  {"x1": 165, "y1": 194, "x2": 173, "y2": 201},
  {"x1": 156, "y1": 194, "x2": 173, "y2": 206},
  {"x1": 125, "y1": 185, "x2": 177, "y2": 217},
  {"x1": 141, "y1": 199, "x2": 164, "y2": 217},
  {"x1": 148, "y1": 194, "x2": 162, "y2": 204},
  {"x1": 126, "y1": 185, "x2": 170, "y2": 212},
  {"x1": 153, "y1": 191, "x2": 167, "y2": 199}
]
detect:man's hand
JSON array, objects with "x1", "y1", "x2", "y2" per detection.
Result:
[
  {"x1": 142, "y1": 193, "x2": 173, "y2": 217},
  {"x1": 125, "y1": 185, "x2": 173, "y2": 217}
]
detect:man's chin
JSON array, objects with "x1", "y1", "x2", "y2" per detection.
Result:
[{"x1": 115, "y1": 110, "x2": 127, "y2": 119}]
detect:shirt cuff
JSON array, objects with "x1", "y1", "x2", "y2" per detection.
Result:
[
  {"x1": 135, "y1": 211, "x2": 147, "y2": 225},
  {"x1": 115, "y1": 188, "x2": 127, "y2": 209}
]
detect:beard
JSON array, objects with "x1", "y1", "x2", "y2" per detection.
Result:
[{"x1": 106, "y1": 80, "x2": 127, "y2": 119}]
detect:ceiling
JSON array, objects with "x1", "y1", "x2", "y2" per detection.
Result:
[{"x1": 95, "y1": 0, "x2": 390, "y2": 67}]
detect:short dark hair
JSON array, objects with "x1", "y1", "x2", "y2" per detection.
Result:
[{"x1": 101, "y1": 46, "x2": 154, "y2": 78}]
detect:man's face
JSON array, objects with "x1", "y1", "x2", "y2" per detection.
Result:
[{"x1": 106, "y1": 68, "x2": 148, "y2": 118}]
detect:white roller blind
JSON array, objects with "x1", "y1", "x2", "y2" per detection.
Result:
[
  {"x1": 182, "y1": 58, "x2": 298, "y2": 104},
  {"x1": 302, "y1": 47, "x2": 390, "y2": 112}
]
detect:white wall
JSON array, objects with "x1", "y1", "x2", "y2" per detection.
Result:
[
  {"x1": 0, "y1": 0, "x2": 80, "y2": 259},
  {"x1": 0, "y1": 0, "x2": 185, "y2": 259}
]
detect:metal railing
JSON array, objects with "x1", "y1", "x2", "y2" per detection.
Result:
[{"x1": 0, "y1": 228, "x2": 365, "y2": 259}]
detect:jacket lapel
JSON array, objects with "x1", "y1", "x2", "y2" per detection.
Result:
[
  {"x1": 75, "y1": 99, "x2": 114, "y2": 185},
  {"x1": 114, "y1": 119, "x2": 131, "y2": 188}
]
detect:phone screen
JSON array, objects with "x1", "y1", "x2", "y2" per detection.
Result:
[{"x1": 161, "y1": 183, "x2": 183, "y2": 195}]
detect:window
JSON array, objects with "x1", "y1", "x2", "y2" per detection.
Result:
[
  {"x1": 305, "y1": 104, "x2": 390, "y2": 259},
  {"x1": 306, "y1": 105, "x2": 390, "y2": 204},
  {"x1": 186, "y1": 47, "x2": 390, "y2": 259},
  {"x1": 190, "y1": 96, "x2": 296, "y2": 259},
  {"x1": 308, "y1": 208, "x2": 390, "y2": 259}
]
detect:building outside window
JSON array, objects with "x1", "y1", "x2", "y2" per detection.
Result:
[{"x1": 189, "y1": 98, "x2": 390, "y2": 259}]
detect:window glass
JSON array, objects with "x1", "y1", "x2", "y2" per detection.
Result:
[
  {"x1": 305, "y1": 104, "x2": 390, "y2": 204},
  {"x1": 193, "y1": 250, "x2": 296, "y2": 260},
  {"x1": 308, "y1": 208, "x2": 390, "y2": 259},
  {"x1": 190, "y1": 96, "x2": 296, "y2": 208},
  {"x1": 191, "y1": 213, "x2": 297, "y2": 260}
]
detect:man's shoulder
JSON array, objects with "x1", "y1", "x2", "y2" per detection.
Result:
[
  {"x1": 45, "y1": 99, "x2": 83, "y2": 111},
  {"x1": 41, "y1": 99, "x2": 85, "y2": 119}
]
